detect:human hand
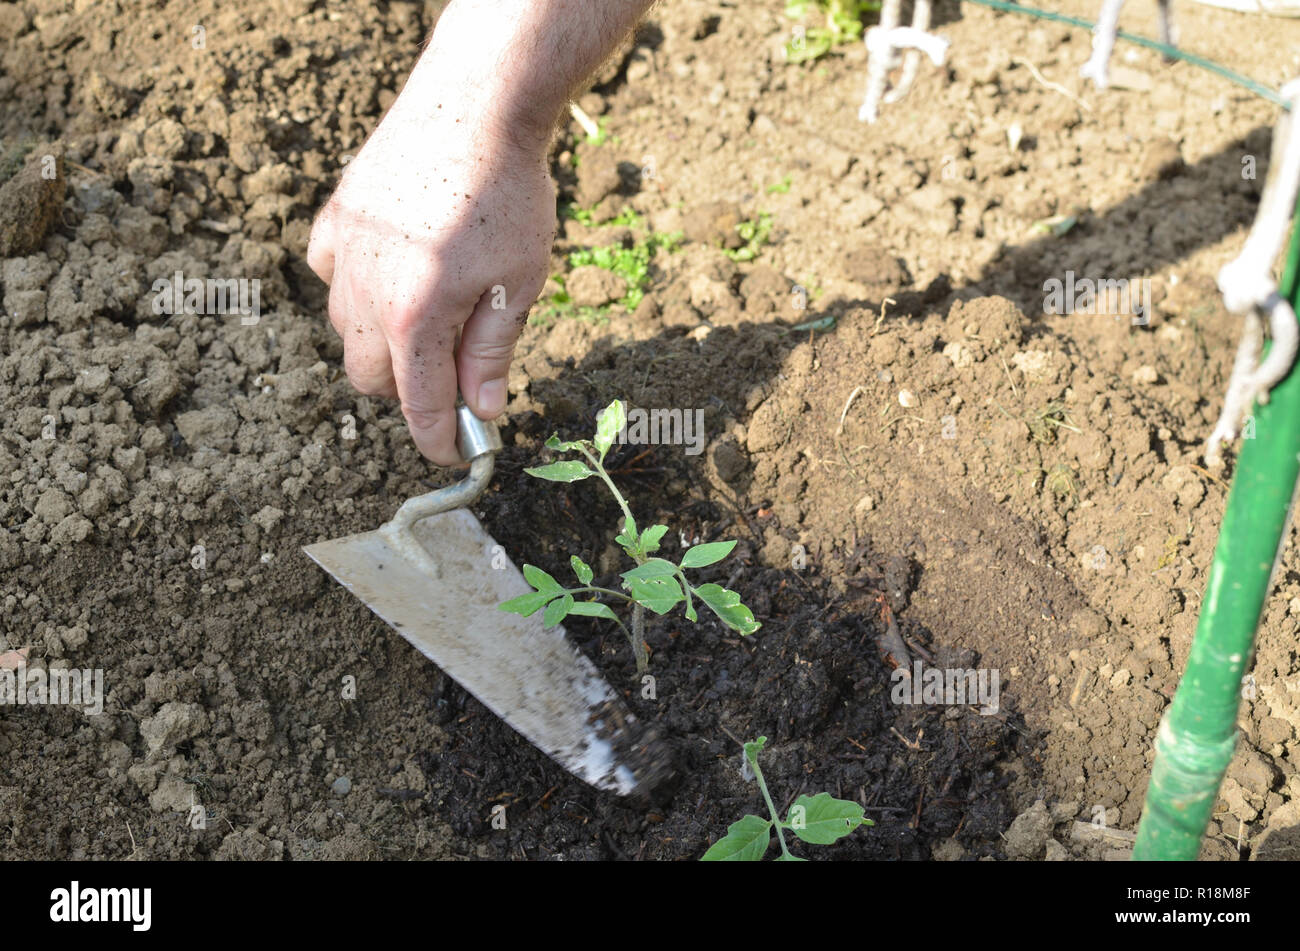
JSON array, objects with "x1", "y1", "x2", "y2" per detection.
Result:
[{"x1": 308, "y1": 84, "x2": 554, "y2": 465}]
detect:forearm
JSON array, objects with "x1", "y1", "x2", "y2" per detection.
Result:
[{"x1": 404, "y1": 0, "x2": 655, "y2": 152}]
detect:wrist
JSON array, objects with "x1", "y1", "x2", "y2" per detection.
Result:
[{"x1": 404, "y1": 7, "x2": 564, "y2": 158}]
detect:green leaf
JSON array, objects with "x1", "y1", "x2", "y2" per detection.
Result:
[
  {"x1": 615, "y1": 514, "x2": 639, "y2": 551},
  {"x1": 524, "y1": 461, "x2": 594, "y2": 483},
  {"x1": 743, "y1": 736, "x2": 768, "y2": 761},
  {"x1": 700, "y1": 815, "x2": 771, "y2": 861},
  {"x1": 593, "y1": 400, "x2": 626, "y2": 460},
  {"x1": 499, "y1": 590, "x2": 556, "y2": 617},
  {"x1": 786, "y1": 792, "x2": 870, "y2": 845},
  {"x1": 543, "y1": 593, "x2": 574, "y2": 628},
  {"x1": 567, "y1": 600, "x2": 619, "y2": 621},
  {"x1": 680, "y1": 540, "x2": 737, "y2": 569},
  {"x1": 522, "y1": 564, "x2": 562, "y2": 594},
  {"x1": 638, "y1": 524, "x2": 670, "y2": 555},
  {"x1": 570, "y1": 555, "x2": 594, "y2": 585},
  {"x1": 620, "y1": 558, "x2": 678, "y2": 583},
  {"x1": 694, "y1": 583, "x2": 761, "y2": 635},
  {"x1": 544, "y1": 434, "x2": 584, "y2": 452},
  {"x1": 627, "y1": 576, "x2": 685, "y2": 615}
]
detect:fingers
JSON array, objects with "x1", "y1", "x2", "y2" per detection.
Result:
[
  {"x1": 457, "y1": 285, "x2": 530, "y2": 421},
  {"x1": 329, "y1": 274, "x2": 398, "y2": 399},
  {"x1": 388, "y1": 305, "x2": 462, "y2": 466},
  {"x1": 306, "y1": 201, "x2": 337, "y2": 284}
]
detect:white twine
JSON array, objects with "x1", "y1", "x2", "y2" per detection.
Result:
[{"x1": 1206, "y1": 78, "x2": 1300, "y2": 466}]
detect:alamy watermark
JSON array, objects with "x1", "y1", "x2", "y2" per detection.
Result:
[
  {"x1": 0, "y1": 664, "x2": 104, "y2": 715},
  {"x1": 890, "y1": 662, "x2": 1000, "y2": 715},
  {"x1": 150, "y1": 270, "x2": 261, "y2": 325},
  {"x1": 1043, "y1": 271, "x2": 1151, "y2": 326},
  {"x1": 617, "y1": 407, "x2": 706, "y2": 456}
]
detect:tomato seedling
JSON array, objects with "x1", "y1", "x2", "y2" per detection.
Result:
[
  {"x1": 701, "y1": 736, "x2": 872, "y2": 860},
  {"x1": 500, "y1": 400, "x2": 760, "y2": 672}
]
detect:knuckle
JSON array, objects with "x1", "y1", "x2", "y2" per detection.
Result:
[
  {"x1": 400, "y1": 402, "x2": 453, "y2": 432},
  {"x1": 383, "y1": 302, "x2": 429, "y2": 341},
  {"x1": 463, "y1": 337, "x2": 517, "y2": 364}
]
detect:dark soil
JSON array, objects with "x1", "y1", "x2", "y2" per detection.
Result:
[{"x1": 3, "y1": 0, "x2": 1300, "y2": 860}]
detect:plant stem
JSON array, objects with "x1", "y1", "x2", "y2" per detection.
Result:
[
  {"x1": 630, "y1": 603, "x2": 648, "y2": 674},
  {"x1": 747, "y1": 746, "x2": 793, "y2": 859},
  {"x1": 577, "y1": 445, "x2": 639, "y2": 559},
  {"x1": 567, "y1": 585, "x2": 636, "y2": 603},
  {"x1": 575, "y1": 442, "x2": 648, "y2": 671}
]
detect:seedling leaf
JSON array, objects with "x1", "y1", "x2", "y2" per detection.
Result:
[
  {"x1": 543, "y1": 593, "x2": 574, "y2": 628},
  {"x1": 627, "y1": 576, "x2": 685, "y2": 614},
  {"x1": 614, "y1": 514, "x2": 639, "y2": 551},
  {"x1": 545, "y1": 434, "x2": 584, "y2": 452},
  {"x1": 694, "y1": 583, "x2": 761, "y2": 635},
  {"x1": 567, "y1": 600, "x2": 619, "y2": 621},
  {"x1": 700, "y1": 814, "x2": 772, "y2": 861},
  {"x1": 621, "y1": 558, "x2": 678, "y2": 582},
  {"x1": 639, "y1": 524, "x2": 670, "y2": 554},
  {"x1": 786, "y1": 792, "x2": 871, "y2": 845},
  {"x1": 499, "y1": 590, "x2": 556, "y2": 617},
  {"x1": 570, "y1": 555, "x2": 594, "y2": 585},
  {"x1": 680, "y1": 540, "x2": 737, "y2": 569},
  {"x1": 522, "y1": 564, "x2": 562, "y2": 594},
  {"x1": 594, "y1": 400, "x2": 626, "y2": 460},
  {"x1": 525, "y1": 461, "x2": 594, "y2": 483}
]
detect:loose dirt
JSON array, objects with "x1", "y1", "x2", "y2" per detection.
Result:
[{"x1": 3, "y1": 0, "x2": 1300, "y2": 860}]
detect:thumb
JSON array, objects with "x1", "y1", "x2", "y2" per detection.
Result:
[{"x1": 457, "y1": 286, "x2": 525, "y2": 420}]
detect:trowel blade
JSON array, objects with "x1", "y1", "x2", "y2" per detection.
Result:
[{"x1": 304, "y1": 508, "x2": 665, "y2": 796}]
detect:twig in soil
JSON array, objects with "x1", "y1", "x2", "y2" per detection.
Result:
[
  {"x1": 837, "y1": 386, "x2": 864, "y2": 436},
  {"x1": 1012, "y1": 56, "x2": 1092, "y2": 112},
  {"x1": 904, "y1": 637, "x2": 934, "y2": 662},
  {"x1": 871, "y1": 297, "x2": 896, "y2": 336},
  {"x1": 568, "y1": 101, "x2": 601, "y2": 140},
  {"x1": 999, "y1": 354, "x2": 1019, "y2": 400},
  {"x1": 879, "y1": 413, "x2": 929, "y2": 432},
  {"x1": 890, "y1": 726, "x2": 924, "y2": 750},
  {"x1": 1187, "y1": 462, "x2": 1227, "y2": 489},
  {"x1": 873, "y1": 592, "x2": 912, "y2": 670}
]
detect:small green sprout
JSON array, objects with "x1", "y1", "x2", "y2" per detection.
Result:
[
  {"x1": 499, "y1": 400, "x2": 759, "y2": 673},
  {"x1": 566, "y1": 230, "x2": 682, "y2": 310},
  {"x1": 765, "y1": 175, "x2": 793, "y2": 195},
  {"x1": 560, "y1": 202, "x2": 645, "y2": 229},
  {"x1": 783, "y1": 0, "x2": 881, "y2": 64},
  {"x1": 701, "y1": 736, "x2": 872, "y2": 861},
  {"x1": 724, "y1": 212, "x2": 773, "y2": 262}
]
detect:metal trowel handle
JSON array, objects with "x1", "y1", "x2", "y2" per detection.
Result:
[{"x1": 385, "y1": 404, "x2": 503, "y2": 540}]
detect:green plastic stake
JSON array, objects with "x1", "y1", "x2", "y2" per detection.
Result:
[{"x1": 1133, "y1": 208, "x2": 1300, "y2": 860}]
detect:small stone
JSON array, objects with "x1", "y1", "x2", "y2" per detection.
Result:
[
  {"x1": 943, "y1": 341, "x2": 974, "y2": 369},
  {"x1": 898, "y1": 389, "x2": 918, "y2": 408},
  {"x1": 1132, "y1": 365, "x2": 1159, "y2": 385},
  {"x1": 331, "y1": 776, "x2": 352, "y2": 797}
]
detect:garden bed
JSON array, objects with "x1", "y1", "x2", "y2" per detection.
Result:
[{"x1": 2, "y1": 0, "x2": 1299, "y2": 859}]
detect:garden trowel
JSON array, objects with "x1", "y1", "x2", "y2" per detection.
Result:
[{"x1": 303, "y1": 405, "x2": 668, "y2": 797}]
